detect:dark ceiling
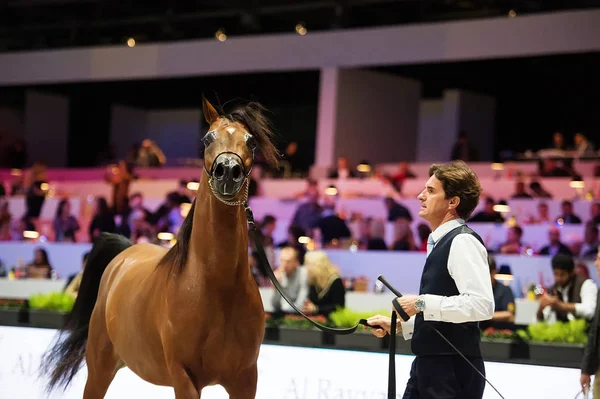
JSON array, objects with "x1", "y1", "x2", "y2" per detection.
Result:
[{"x1": 1, "y1": 0, "x2": 599, "y2": 52}]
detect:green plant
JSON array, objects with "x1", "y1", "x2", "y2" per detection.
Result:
[
  {"x1": 328, "y1": 308, "x2": 389, "y2": 329},
  {"x1": 28, "y1": 292, "x2": 75, "y2": 313},
  {"x1": 517, "y1": 319, "x2": 588, "y2": 344}
]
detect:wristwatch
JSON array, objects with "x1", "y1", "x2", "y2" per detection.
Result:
[{"x1": 414, "y1": 297, "x2": 425, "y2": 313}]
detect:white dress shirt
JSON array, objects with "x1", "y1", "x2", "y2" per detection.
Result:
[
  {"x1": 400, "y1": 218, "x2": 495, "y2": 340},
  {"x1": 541, "y1": 278, "x2": 597, "y2": 322}
]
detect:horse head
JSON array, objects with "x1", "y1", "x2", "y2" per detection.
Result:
[{"x1": 201, "y1": 96, "x2": 279, "y2": 205}]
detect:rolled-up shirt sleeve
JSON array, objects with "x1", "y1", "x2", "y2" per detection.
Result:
[
  {"x1": 575, "y1": 279, "x2": 598, "y2": 320},
  {"x1": 421, "y1": 234, "x2": 495, "y2": 323}
]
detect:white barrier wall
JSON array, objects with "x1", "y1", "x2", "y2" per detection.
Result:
[
  {"x1": 0, "y1": 326, "x2": 583, "y2": 399},
  {"x1": 1, "y1": 241, "x2": 597, "y2": 300}
]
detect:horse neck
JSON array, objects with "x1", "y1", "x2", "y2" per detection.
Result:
[{"x1": 188, "y1": 175, "x2": 249, "y2": 281}]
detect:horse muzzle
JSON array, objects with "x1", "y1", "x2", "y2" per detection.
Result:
[{"x1": 210, "y1": 153, "x2": 245, "y2": 199}]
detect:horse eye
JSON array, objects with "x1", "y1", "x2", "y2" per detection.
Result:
[
  {"x1": 202, "y1": 131, "x2": 216, "y2": 147},
  {"x1": 245, "y1": 134, "x2": 257, "y2": 150}
]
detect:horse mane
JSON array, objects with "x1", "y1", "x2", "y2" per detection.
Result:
[
  {"x1": 156, "y1": 199, "x2": 195, "y2": 276},
  {"x1": 156, "y1": 101, "x2": 279, "y2": 276},
  {"x1": 224, "y1": 101, "x2": 281, "y2": 168}
]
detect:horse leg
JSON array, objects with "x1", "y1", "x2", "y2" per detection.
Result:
[
  {"x1": 83, "y1": 312, "x2": 120, "y2": 399},
  {"x1": 225, "y1": 365, "x2": 258, "y2": 399},
  {"x1": 167, "y1": 363, "x2": 200, "y2": 399}
]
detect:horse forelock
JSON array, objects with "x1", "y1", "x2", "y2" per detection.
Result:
[{"x1": 225, "y1": 102, "x2": 280, "y2": 169}]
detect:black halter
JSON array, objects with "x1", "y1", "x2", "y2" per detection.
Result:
[{"x1": 203, "y1": 150, "x2": 253, "y2": 181}]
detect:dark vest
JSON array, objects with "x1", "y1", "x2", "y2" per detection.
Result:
[
  {"x1": 553, "y1": 274, "x2": 587, "y2": 322},
  {"x1": 411, "y1": 224, "x2": 484, "y2": 357}
]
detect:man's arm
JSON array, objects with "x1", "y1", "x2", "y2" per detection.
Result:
[
  {"x1": 572, "y1": 279, "x2": 597, "y2": 320},
  {"x1": 493, "y1": 288, "x2": 515, "y2": 323},
  {"x1": 420, "y1": 234, "x2": 495, "y2": 323}
]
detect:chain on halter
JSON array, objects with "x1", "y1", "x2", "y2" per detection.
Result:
[{"x1": 208, "y1": 175, "x2": 250, "y2": 207}]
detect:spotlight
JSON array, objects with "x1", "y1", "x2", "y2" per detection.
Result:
[
  {"x1": 295, "y1": 23, "x2": 307, "y2": 36},
  {"x1": 508, "y1": 9, "x2": 516, "y2": 18},
  {"x1": 215, "y1": 29, "x2": 227, "y2": 42},
  {"x1": 127, "y1": 37, "x2": 136, "y2": 47}
]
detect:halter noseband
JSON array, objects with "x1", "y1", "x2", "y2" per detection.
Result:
[{"x1": 203, "y1": 150, "x2": 254, "y2": 207}]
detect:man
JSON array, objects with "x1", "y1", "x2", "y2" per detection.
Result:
[
  {"x1": 271, "y1": 246, "x2": 309, "y2": 314},
  {"x1": 480, "y1": 255, "x2": 515, "y2": 329},
  {"x1": 538, "y1": 226, "x2": 573, "y2": 256},
  {"x1": 367, "y1": 160, "x2": 494, "y2": 399},
  {"x1": 469, "y1": 197, "x2": 505, "y2": 223},
  {"x1": 580, "y1": 249, "x2": 600, "y2": 397},
  {"x1": 537, "y1": 253, "x2": 597, "y2": 323}
]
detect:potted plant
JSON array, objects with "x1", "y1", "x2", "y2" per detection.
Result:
[
  {"x1": 28, "y1": 291, "x2": 75, "y2": 329},
  {"x1": 480, "y1": 327, "x2": 516, "y2": 360},
  {"x1": 0, "y1": 299, "x2": 28, "y2": 327},
  {"x1": 516, "y1": 319, "x2": 587, "y2": 367},
  {"x1": 277, "y1": 314, "x2": 330, "y2": 347},
  {"x1": 329, "y1": 308, "x2": 387, "y2": 351}
]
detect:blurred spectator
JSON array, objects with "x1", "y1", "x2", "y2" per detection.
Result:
[
  {"x1": 89, "y1": 197, "x2": 115, "y2": 242},
  {"x1": 557, "y1": 200, "x2": 582, "y2": 225},
  {"x1": 450, "y1": 130, "x2": 478, "y2": 162},
  {"x1": 328, "y1": 156, "x2": 355, "y2": 179},
  {"x1": 271, "y1": 246, "x2": 309, "y2": 315},
  {"x1": 136, "y1": 139, "x2": 166, "y2": 167},
  {"x1": 26, "y1": 248, "x2": 53, "y2": 279},
  {"x1": 302, "y1": 250, "x2": 346, "y2": 318},
  {"x1": 53, "y1": 199, "x2": 80, "y2": 242},
  {"x1": 384, "y1": 197, "x2": 412, "y2": 223},
  {"x1": 529, "y1": 181, "x2": 552, "y2": 199},
  {"x1": 537, "y1": 253, "x2": 597, "y2": 323},
  {"x1": 470, "y1": 198, "x2": 505, "y2": 223},
  {"x1": 538, "y1": 226, "x2": 573, "y2": 256},
  {"x1": 511, "y1": 181, "x2": 533, "y2": 199}
]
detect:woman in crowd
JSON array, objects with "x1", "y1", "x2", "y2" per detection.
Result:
[
  {"x1": 88, "y1": 197, "x2": 115, "y2": 242},
  {"x1": 302, "y1": 250, "x2": 346, "y2": 318},
  {"x1": 52, "y1": 199, "x2": 80, "y2": 242},
  {"x1": 27, "y1": 247, "x2": 53, "y2": 278}
]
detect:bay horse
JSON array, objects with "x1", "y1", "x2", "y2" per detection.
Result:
[{"x1": 40, "y1": 97, "x2": 280, "y2": 399}]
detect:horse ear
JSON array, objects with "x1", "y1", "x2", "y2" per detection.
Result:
[{"x1": 202, "y1": 95, "x2": 220, "y2": 125}]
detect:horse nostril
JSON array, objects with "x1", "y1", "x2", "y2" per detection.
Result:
[
  {"x1": 214, "y1": 163, "x2": 225, "y2": 179},
  {"x1": 232, "y1": 165, "x2": 242, "y2": 180}
]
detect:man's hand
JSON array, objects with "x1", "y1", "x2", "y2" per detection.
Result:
[
  {"x1": 274, "y1": 269, "x2": 284, "y2": 282},
  {"x1": 539, "y1": 295, "x2": 558, "y2": 309},
  {"x1": 365, "y1": 314, "x2": 401, "y2": 338},
  {"x1": 302, "y1": 300, "x2": 317, "y2": 315},
  {"x1": 399, "y1": 295, "x2": 421, "y2": 317},
  {"x1": 581, "y1": 373, "x2": 591, "y2": 393}
]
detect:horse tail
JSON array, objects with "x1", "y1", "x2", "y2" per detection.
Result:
[{"x1": 40, "y1": 232, "x2": 132, "y2": 393}]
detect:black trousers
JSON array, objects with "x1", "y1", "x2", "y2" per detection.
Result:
[{"x1": 402, "y1": 355, "x2": 486, "y2": 399}]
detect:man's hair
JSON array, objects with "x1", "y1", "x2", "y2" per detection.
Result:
[
  {"x1": 429, "y1": 160, "x2": 482, "y2": 220},
  {"x1": 551, "y1": 253, "x2": 574, "y2": 273}
]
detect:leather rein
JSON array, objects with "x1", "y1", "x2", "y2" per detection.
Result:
[
  {"x1": 204, "y1": 153, "x2": 405, "y2": 398},
  {"x1": 205, "y1": 152, "x2": 505, "y2": 399}
]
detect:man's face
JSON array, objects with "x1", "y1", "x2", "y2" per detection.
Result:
[
  {"x1": 279, "y1": 249, "x2": 299, "y2": 275},
  {"x1": 417, "y1": 175, "x2": 451, "y2": 222},
  {"x1": 553, "y1": 269, "x2": 573, "y2": 288},
  {"x1": 549, "y1": 229, "x2": 560, "y2": 244}
]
